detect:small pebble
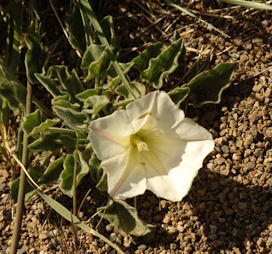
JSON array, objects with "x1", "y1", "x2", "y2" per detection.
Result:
[
  {"x1": 246, "y1": 162, "x2": 255, "y2": 170},
  {"x1": 137, "y1": 244, "x2": 147, "y2": 251},
  {"x1": 109, "y1": 233, "x2": 117, "y2": 242},
  {"x1": 39, "y1": 232, "x2": 48, "y2": 240},
  {"x1": 221, "y1": 145, "x2": 230, "y2": 154},
  {"x1": 106, "y1": 224, "x2": 114, "y2": 232},
  {"x1": 265, "y1": 127, "x2": 272, "y2": 138}
]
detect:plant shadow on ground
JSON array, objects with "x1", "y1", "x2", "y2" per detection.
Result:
[
  {"x1": 132, "y1": 168, "x2": 272, "y2": 253},
  {"x1": 187, "y1": 168, "x2": 272, "y2": 251}
]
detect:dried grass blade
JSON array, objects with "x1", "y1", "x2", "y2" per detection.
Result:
[
  {"x1": 164, "y1": 0, "x2": 230, "y2": 38},
  {"x1": 219, "y1": 0, "x2": 272, "y2": 10}
]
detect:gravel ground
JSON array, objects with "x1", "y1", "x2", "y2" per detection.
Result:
[{"x1": 1, "y1": 0, "x2": 272, "y2": 253}]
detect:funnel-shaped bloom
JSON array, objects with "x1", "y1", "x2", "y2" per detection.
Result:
[{"x1": 88, "y1": 91, "x2": 214, "y2": 201}]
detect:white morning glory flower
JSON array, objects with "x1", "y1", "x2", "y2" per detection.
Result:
[{"x1": 88, "y1": 91, "x2": 214, "y2": 202}]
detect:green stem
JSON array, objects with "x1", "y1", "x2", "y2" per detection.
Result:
[
  {"x1": 73, "y1": 151, "x2": 78, "y2": 216},
  {"x1": 10, "y1": 82, "x2": 32, "y2": 254},
  {"x1": 72, "y1": 137, "x2": 79, "y2": 249},
  {"x1": 72, "y1": 134, "x2": 80, "y2": 216}
]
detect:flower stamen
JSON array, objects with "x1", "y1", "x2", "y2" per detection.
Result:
[{"x1": 131, "y1": 135, "x2": 149, "y2": 152}]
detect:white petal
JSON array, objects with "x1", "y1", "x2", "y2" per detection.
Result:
[
  {"x1": 168, "y1": 139, "x2": 215, "y2": 200},
  {"x1": 143, "y1": 122, "x2": 214, "y2": 201},
  {"x1": 175, "y1": 118, "x2": 213, "y2": 141},
  {"x1": 89, "y1": 109, "x2": 133, "y2": 137},
  {"x1": 148, "y1": 91, "x2": 185, "y2": 134},
  {"x1": 143, "y1": 129, "x2": 186, "y2": 169},
  {"x1": 125, "y1": 91, "x2": 157, "y2": 133},
  {"x1": 89, "y1": 128, "x2": 130, "y2": 161},
  {"x1": 91, "y1": 91, "x2": 159, "y2": 139},
  {"x1": 143, "y1": 151, "x2": 182, "y2": 201},
  {"x1": 103, "y1": 148, "x2": 147, "y2": 199}
]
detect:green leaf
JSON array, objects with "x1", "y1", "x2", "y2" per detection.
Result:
[
  {"x1": 0, "y1": 81, "x2": 24, "y2": 112},
  {"x1": 170, "y1": 32, "x2": 186, "y2": 78},
  {"x1": 78, "y1": 0, "x2": 93, "y2": 46},
  {"x1": 113, "y1": 99, "x2": 134, "y2": 109},
  {"x1": 1, "y1": 98, "x2": 11, "y2": 130},
  {"x1": 141, "y1": 38, "x2": 185, "y2": 88},
  {"x1": 65, "y1": 5, "x2": 86, "y2": 54},
  {"x1": 95, "y1": 170, "x2": 107, "y2": 192},
  {"x1": 97, "y1": 200, "x2": 155, "y2": 236},
  {"x1": 22, "y1": 109, "x2": 42, "y2": 135},
  {"x1": 183, "y1": 62, "x2": 238, "y2": 107},
  {"x1": 53, "y1": 105, "x2": 89, "y2": 131},
  {"x1": 58, "y1": 135, "x2": 77, "y2": 153},
  {"x1": 81, "y1": 44, "x2": 114, "y2": 81},
  {"x1": 53, "y1": 98, "x2": 81, "y2": 110},
  {"x1": 37, "y1": 191, "x2": 125, "y2": 253},
  {"x1": 99, "y1": 15, "x2": 116, "y2": 45},
  {"x1": 6, "y1": 0, "x2": 22, "y2": 72},
  {"x1": 22, "y1": 109, "x2": 60, "y2": 136},
  {"x1": 71, "y1": 69, "x2": 85, "y2": 94},
  {"x1": 89, "y1": 152, "x2": 104, "y2": 184},
  {"x1": 52, "y1": 94, "x2": 70, "y2": 102},
  {"x1": 81, "y1": 143, "x2": 92, "y2": 162},
  {"x1": 133, "y1": 42, "x2": 166, "y2": 72},
  {"x1": 106, "y1": 62, "x2": 133, "y2": 88},
  {"x1": 11, "y1": 166, "x2": 43, "y2": 200},
  {"x1": 28, "y1": 133, "x2": 76, "y2": 152},
  {"x1": 60, "y1": 151, "x2": 90, "y2": 197},
  {"x1": 38, "y1": 157, "x2": 65, "y2": 185},
  {"x1": 29, "y1": 118, "x2": 60, "y2": 136},
  {"x1": 84, "y1": 95, "x2": 110, "y2": 114},
  {"x1": 76, "y1": 88, "x2": 101, "y2": 101},
  {"x1": 35, "y1": 73, "x2": 63, "y2": 97},
  {"x1": 76, "y1": 150, "x2": 90, "y2": 183},
  {"x1": 168, "y1": 87, "x2": 190, "y2": 107},
  {"x1": 47, "y1": 65, "x2": 70, "y2": 89},
  {"x1": 25, "y1": 34, "x2": 47, "y2": 84},
  {"x1": 89, "y1": 150, "x2": 108, "y2": 192},
  {"x1": 116, "y1": 81, "x2": 146, "y2": 99},
  {"x1": 0, "y1": 58, "x2": 26, "y2": 112},
  {"x1": 28, "y1": 133, "x2": 64, "y2": 151}
]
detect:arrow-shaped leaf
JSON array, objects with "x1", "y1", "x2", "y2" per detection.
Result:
[
  {"x1": 97, "y1": 200, "x2": 155, "y2": 236},
  {"x1": 81, "y1": 44, "x2": 114, "y2": 81},
  {"x1": 183, "y1": 62, "x2": 238, "y2": 107},
  {"x1": 168, "y1": 87, "x2": 190, "y2": 107},
  {"x1": 35, "y1": 73, "x2": 63, "y2": 97},
  {"x1": 141, "y1": 38, "x2": 185, "y2": 88},
  {"x1": 25, "y1": 34, "x2": 47, "y2": 84},
  {"x1": 53, "y1": 105, "x2": 89, "y2": 131},
  {"x1": 38, "y1": 157, "x2": 65, "y2": 185},
  {"x1": 22, "y1": 109, "x2": 42, "y2": 135},
  {"x1": 11, "y1": 166, "x2": 43, "y2": 200},
  {"x1": 60, "y1": 151, "x2": 90, "y2": 197}
]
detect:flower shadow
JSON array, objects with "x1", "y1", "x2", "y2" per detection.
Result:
[{"x1": 186, "y1": 167, "x2": 272, "y2": 251}]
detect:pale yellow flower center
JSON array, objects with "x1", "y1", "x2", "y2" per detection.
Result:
[{"x1": 131, "y1": 134, "x2": 149, "y2": 152}]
